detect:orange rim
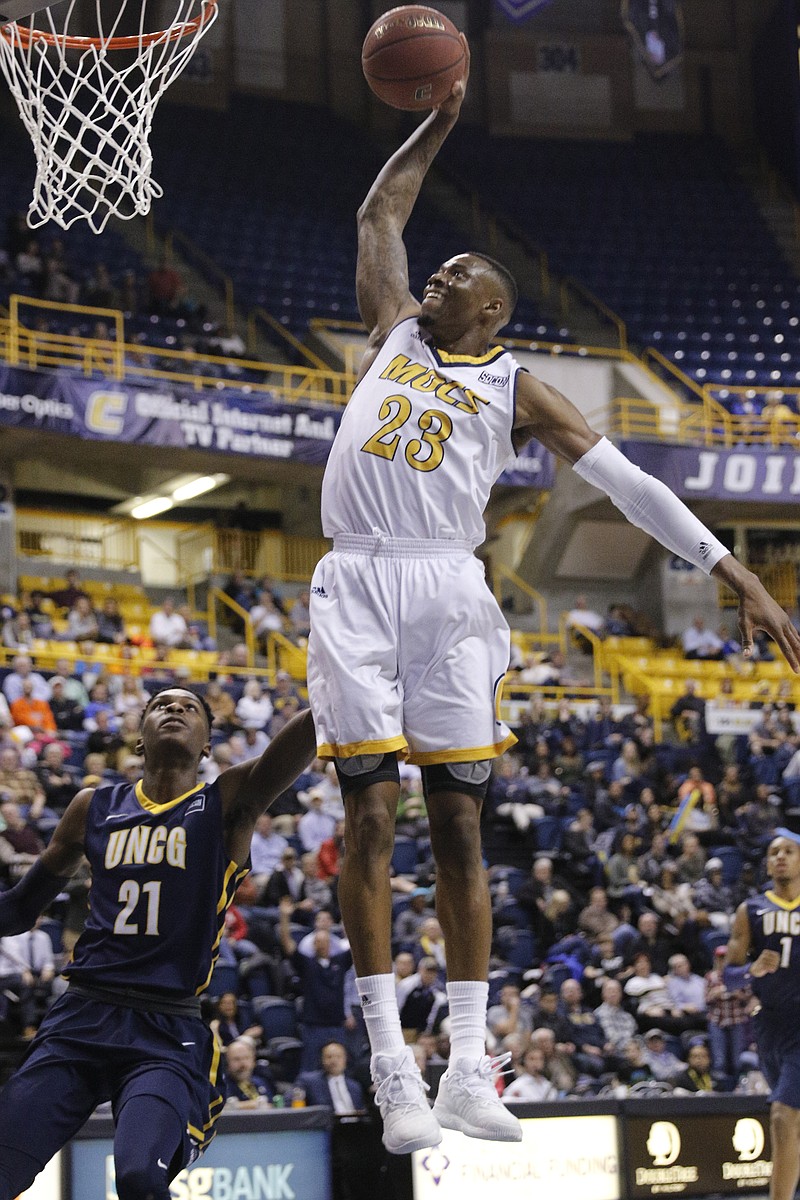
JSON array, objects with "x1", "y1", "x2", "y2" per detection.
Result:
[{"x1": 0, "y1": 0, "x2": 217, "y2": 50}]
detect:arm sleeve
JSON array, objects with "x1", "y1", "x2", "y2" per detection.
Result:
[
  {"x1": 572, "y1": 438, "x2": 729, "y2": 574},
  {"x1": 0, "y1": 859, "x2": 70, "y2": 937}
]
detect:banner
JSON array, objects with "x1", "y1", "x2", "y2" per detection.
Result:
[
  {"x1": 494, "y1": 0, "x2": 557, "y2": 22},
  {"x1": 620, "y1": 441, "x2": 800, "y2": 502},
  {"x1": 0, "y1": 365, "x2": 553, "y2": 488},
  {"x1": 621, "y1": 0, "x2": 684, "y2": 79}
]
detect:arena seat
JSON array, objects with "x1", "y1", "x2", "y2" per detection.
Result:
[
  {"x1": 391, "y1": 837, "x2": 419, "y2": 877},
  {"x1": 252, "y1": 996, "x2": 299, "y2": 1041}
]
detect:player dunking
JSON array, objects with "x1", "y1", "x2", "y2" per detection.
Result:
[
  {"x1": 0, "y1": 687, "x2": 315, "y2": 1200},
  {"x1": 306, "y1": 34, "x2": 800, "y2": 1155},
  {"x1": 726, "y1": 831, "x2": 800, "y2": 1200}
]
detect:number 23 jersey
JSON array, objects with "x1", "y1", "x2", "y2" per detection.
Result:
[
  {"x1": 321, "y1": 317, "x2": 524, "y2": 548},
  {"x1": 65, "y1": 780, "x2": 247, "y2": 997},
  {"x1": 746, "y1": 891, "x2": 800, "y2": 1012}
]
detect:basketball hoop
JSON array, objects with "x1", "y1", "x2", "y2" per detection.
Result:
[{"x1": 0, "y1": 1, "x2": 219, "y2": 233}]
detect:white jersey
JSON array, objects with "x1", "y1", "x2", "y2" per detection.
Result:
[{"x1": 321, "y1": 317, "x2": 523, "y2": 548}]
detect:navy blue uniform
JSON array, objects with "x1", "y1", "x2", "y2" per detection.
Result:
[
  {"x1": 0, "y1": 780, "x2": 248, "y2": 1191},
  {"x1": 746, "y1": 891, "x2": 800, "y2": 1106}
]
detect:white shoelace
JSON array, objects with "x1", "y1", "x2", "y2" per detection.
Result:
[
  {"x1": 453, "y1": 1052, "x2": 515, "y2": 1095},
  {"x1": 374, "y1": 1061, "x2": 431, "y2": 1114}
]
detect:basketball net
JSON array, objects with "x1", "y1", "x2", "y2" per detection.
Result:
[{"x1": 0, "y1": 0, "x2": 219, "y2": 233}]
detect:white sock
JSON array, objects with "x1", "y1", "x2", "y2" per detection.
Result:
[
  {"x1": 356, "y1": 973, "x2": 405, "y2": 1058},
  {"x1": 446, "y1": 981, "x2": 489, "y2": 1064}
]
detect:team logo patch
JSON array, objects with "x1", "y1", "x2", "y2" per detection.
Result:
[{"x1": 185, "y1": 794, "x2": 206, "y2": 816}]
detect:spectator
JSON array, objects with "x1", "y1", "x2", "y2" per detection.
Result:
[
  {"x1": 210, "y1": 993, "x2": 262, "y2": 1048},
  {"x1": 149, "y1": 596, "x2": 192, "y2": 649},
  {"x1": 96, "y1": 598, "x2": 126, "y2": 646},
  {"x1": 675, "y1": 832, "x2": 707, "y2": 886},
  {"x1": 298, "y1": 791, "x2": 337, "y2": 854},
  {"x1": 261, "y1": 844, "x2": 306, "y2": 907},
  {"x1": 672, "y1": 1039, "x2": 716, "y2": 1093},
  {"x1": 676, "y1": 767, "x2": 719, "y2": 838},
  {"x1": 618, "y1": 1037, "x2": 655, "y2": 1088},
  {"x1": 235, "y1": 680, "x2": 274, "y2": 731},
  {"x1": 288, "y1": 590, "x2": 311, "y2": 641},
  {"x1": 641, "y1": 1028, "x2": 685, "y2": 1082},
  {"x1": 624, "y1": 952, "x2": 671, "y2": 1027},
  {"x1": 416, "y1": 916, "x2": 446, "y2": 972},
  {"x1": 22, "y1": 591, "x2": 54, "y2": 640},
  {"x1": 296, "y1": 852, "x2": 334, "y2": 917},
  {"x1": 0, "y1": 799, "x2": 44, "y2": 879},
  {"x1": 45, "y1": 679, "x2": 84, "y2": 735},
  {"x1": 298, "y1": 1040, "x2": 367, "y2": 1113},
  {"x1": 83, "y1": 682, "x2": 116, "y2": 730},
  {"x1": 2, "y1": 655, "x2": 50, "y2": 705},
  {"x1": 566, "y1": 595, "x2": 606, "y2": 638},
  {"x1": 502, "y1": 1046, "x2": 557, "y2": 1103},
  {"x1": 578, "y1": 887, "x2": 619, "y2": 941},
  {"x1": 670, "y1": 680, "x2": 706, "y2": 744},
  {"x1": 2, "y1": 611, "x2": 35, "y2": 651},
  {"x1": 627, "y1": 911, "x2": 672, "y2": 974},
  {"x1": 248, "y1": 813, "x2": 288, "y2": 897},
  {"x1": 205, "y1": 680, "x2": 237, "y2": 731},
  {"x1": 704, "y1": 946, "x2": 755, "y2": 1079},
  {"x1": 250, "y1": 594, "x2": 285, "y2": 646},
  {"x1": 271, "y1": 670, "x2": 302, "y2": 714},
  {"x1": 399, "y1": 957, "x2": 448, "y2": 1041},
  {"x1": 9, "y1": 679, "x2": 57, "y2": 739},
  {"x1": 318, "y1": 819, "x2": 346, "y2": 884},
  {"x1": 665, "y1": 954, "x2": 707, "y2": 1030},
  {"x1": 51, "y1": 658, "x2": 89, "y2": 706},
  {"x1": 0, "y1": 919, "x2": 56, "y2": 1038},
  {"x1": 649, "y1": 861, "x2": 697, "y2": 930},
  {"x1": 559, "y1": 978, "x2": 608, "y2": 1076},
  {"x1": 681, "y1": 617, "x2": 725, "y2": 661},
  {"x1": 692, "y1": 858, "x2": 734, "y2": 932},
  {"x1": 393, "y1": 888, "x2": 434, "y2": 946},
  {"x1": 224, "y1": 1038, "x2": 276, "y2": 1109},
  {"x1": 529, "y1": 1026, "x2": 577, "y2": 1096},
  {"x1": 63, "y1": 596, "x2": 99, "y2": 644},
  {"x1": 113, "y1": 676, "x2": 148, "y2": 719},
  {"x1": 487, "y1": 982, "x2": 533, "y2": 1044},
  {"x1": 48, "y1": 570, "x2": 88, "y2": 613},
  {"x1": 594, "y1": 978, "x2": 637, "y2": 1053},
  {"x1": 278, "y1": 896, "x2": 353, "y2": 1071},
  {"x1": 35, "y1": 743, "x2": 76, "y2": 812},
  {"x1": 85, "y1": 710, "x2": 123, "y2": 763},
  {"x1": 605, "y1": 832, "x2": 642, "y2": 903},
  {"x1": 147, "y1": 256, "x2": 183, "y2": 314}
]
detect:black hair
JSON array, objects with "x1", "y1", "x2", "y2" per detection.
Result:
[
  {"x1": 141, "y1": 685, "x2": 213, "y2": 734},
  {"x1": 467, "y1": 251, "x2": 519, "y2": 316}
]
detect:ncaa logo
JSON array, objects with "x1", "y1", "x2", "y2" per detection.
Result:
[
  {"x1": 733, "y1": 1118, "x2": 765, "y2": 1162},
  {"x1": 647, "y1": 1121, "x2": 681, "y2": 1167}
]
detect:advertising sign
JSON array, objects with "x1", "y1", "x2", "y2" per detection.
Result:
[
  {"x1": 412, "y1": 1115, "x2": 620, "y2": 1200},
  {"x1": 626, "y1": 1113, "x2": 772, "y2": 1197},
  {"x1": 620, "y1": 441, "x2": 800, "y2": 503},
  {"x1": 71, "y1": 1130, "x2": 331, "y2": 1200}
]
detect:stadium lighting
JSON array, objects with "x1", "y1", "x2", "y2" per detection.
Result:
[
  {"x1": 130, "y1": 496, "x2": 175, "y2": 520},
  {"x1": 171, "y1": 473, "x2": 229, "y2": 502}
]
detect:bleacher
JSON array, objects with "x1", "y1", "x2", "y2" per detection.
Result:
[{"x1": 438, "y1": 128, "x2": 800, "y2": 392}]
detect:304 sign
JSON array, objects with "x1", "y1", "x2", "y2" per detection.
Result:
[{"x1": 536, "y1": 43, "x2": 580, "y2": 73}]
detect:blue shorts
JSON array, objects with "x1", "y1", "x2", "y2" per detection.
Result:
[
  {"x1": 755, "y1": 1008, "x2": 800, "y2": 1108},
  {"x1": 0, "y1": 989, "x2": 224, "y2": 1173}
]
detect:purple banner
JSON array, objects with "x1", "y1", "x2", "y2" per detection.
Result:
[
  {"x1": 494, "y1": 0, "x2": 556, "y2": 22},
  {"x1": 0, "y1": 365, "x2": 551, "y2": 487},
  {"x1": 620, "y1": 440, "x2": 800, "y2": 501}
]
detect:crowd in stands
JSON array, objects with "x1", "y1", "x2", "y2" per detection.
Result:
[{"x1": 1, "y1": 607, "x2": 794, "y2": 1114}]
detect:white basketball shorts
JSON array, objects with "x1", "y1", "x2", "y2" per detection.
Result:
[{"x1": 307, "y1": 534, "x2": 517, "y2": 765}]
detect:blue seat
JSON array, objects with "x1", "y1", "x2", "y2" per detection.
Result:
[
  {"x1": 498, "y1": 928, "x2": 538, "y2": 973},
  {"x1": 533, "y1": 817, "x2": 563, "y2": 853},
  {"x1": 708, "y1": 845, "x2": 744, "y2": 887},
  {"x1": 206, "y1": 963, "x2": 239, "y2": 997},
  {"x1": 265, "y1": 1036, "x2": 303, "y2": 1083},
  {"x1": 391, "y1": 837, "x2": 419, "y2": 876},
  {"x1": 253, "y1": 996, "x2": 299, "y2": 1040},
  {"x1": 701, "y1": 929, "x2": 729, "y2": 965}
]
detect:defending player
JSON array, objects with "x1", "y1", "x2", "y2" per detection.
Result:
[
  {"x1": 0, "y1": 687, "x2": 316, "y2": 1200},
  {"x1": 726, "y1": 831, "x2": 800, "y2": 1200},
  {"x1": 306, "y1": 37, "x2": 800, "y2": 1156}
]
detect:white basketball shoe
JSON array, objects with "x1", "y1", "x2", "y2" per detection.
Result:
[
  {"x1": 432, "y1": 1053, "x2": 523, "y2": 1141},
  {"x1": 372, "y1": 1047, "x2": 443, "y2": 1155}
]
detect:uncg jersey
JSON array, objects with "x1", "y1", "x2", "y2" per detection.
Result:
[
  {"x1": 65, "y1": 779, "x2": 247, "y2": 997},
  {"x1": 321, "y1": 317, "x2": 523, "y2": 548},
  {"x1": 746, "y1": 891, "x2": 800, "y2": 1012}
]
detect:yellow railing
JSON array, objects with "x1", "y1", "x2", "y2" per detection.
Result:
[
  {"x1": 0, "y1": 295, "x2": 352, "y2": 404},
  {"x1": 558, "y1": 614, "x2": 607, "y2": 691},
  {"x1": 498, "y1": 678, "x2": 618, "y2": 725},
  {"x1": 642, "y1": 347, "x2": 707, "y2": 401},
  {"x1": 16, "y1": 510, "x2": 139, "y2": 572},
  {"x1": 247, "y1": 306, "x2": 333, "y2": 373},
  {"x1": 264, "y1": 629, "x2": 309, "y2": 681},
  {"x1": 210, "y1": 588, "x2": 256, "y2": 666},
  {"x1": 490, "y1": 563, "x2": 554, "y2": 643}
]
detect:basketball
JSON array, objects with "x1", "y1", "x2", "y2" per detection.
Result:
[{"x1": 362, "y1": 5, "x2": 465, "y2": 112}]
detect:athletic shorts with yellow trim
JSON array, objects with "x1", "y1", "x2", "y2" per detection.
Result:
[{"x1": 307, "y1": 537, "x2": 517, "y2": 766}]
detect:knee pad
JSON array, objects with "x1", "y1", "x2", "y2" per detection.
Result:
[
  {"x1": 334, "y1": 752, "x2": 400, "y2": 797},
  {"x1": 422, "y1": 759, "x2": 491, "y2": 802}
]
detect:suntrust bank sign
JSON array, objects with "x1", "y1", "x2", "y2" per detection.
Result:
[{"x1": 620, "y1": 441, "x2": 800, "y2": 502}]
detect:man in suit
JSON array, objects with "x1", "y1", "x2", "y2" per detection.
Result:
[{"x1": 298, "y1": 1042, "x2": 377, "y2": 1200}]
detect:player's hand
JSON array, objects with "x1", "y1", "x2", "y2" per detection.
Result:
[
  {"x1": 750, "y1": 949, "x2": 781, "y2": 977},
  {"x1": 715, "y1": 557, "x2": 800, "y2": 670},
  {"x1": 436, "y1": 34, "x2": 470, "y2": 118}
]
